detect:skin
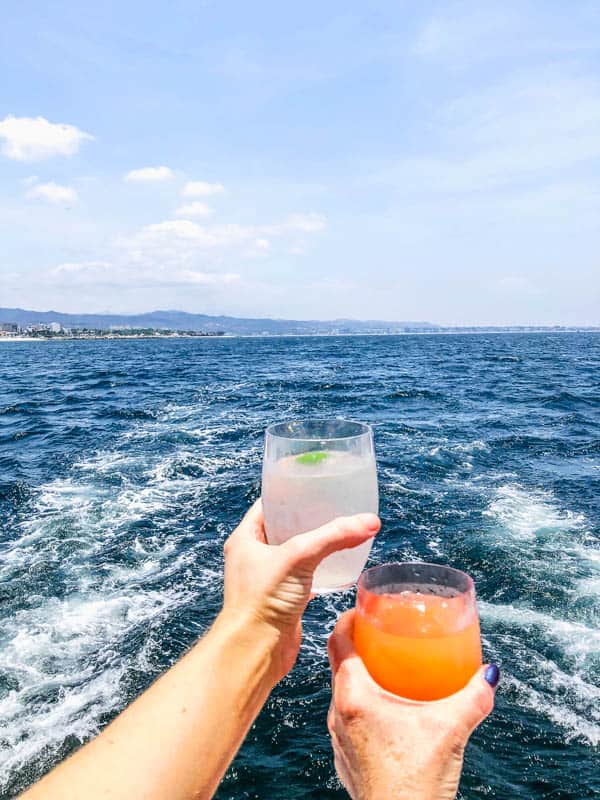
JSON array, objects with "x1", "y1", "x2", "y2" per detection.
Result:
[
  {"x1": 327, "y1": 610, "x2": 497, "y2": 800},
  {"x1": 20, "y1": 501, "x2": 380, "y2": 800}
]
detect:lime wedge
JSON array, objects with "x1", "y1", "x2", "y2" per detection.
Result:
[{"x1": 296, "y1": 451, "x2": 329, "y2": 465}]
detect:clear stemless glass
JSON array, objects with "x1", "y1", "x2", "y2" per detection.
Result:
[
  {"x1": 262, "y1": 419, "x2": 378, "y2": 594},
  {"x1": 354, "y1": 562, "x2": 482, "y2": 701}
]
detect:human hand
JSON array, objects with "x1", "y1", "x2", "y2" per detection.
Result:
[
  {"x1": 222, "y1": 500, "x2": 380, "y2": 681},
  {"x1": 327, "y1": 610, "x2": 498, "y2": 800}
]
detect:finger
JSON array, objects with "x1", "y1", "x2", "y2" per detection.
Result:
[
  {"x1": 327, "y1": 609, "x2": 374, "y2": 693},
  {"x1": 327, "y1": 610, "x2": 357, "y2": 674},
  {"x1": 441, "y1": 664, "x2": 498, "y2": 734},
  {"x1": 285, "y1": 513, "x2": 380, "y2": 569},
  {"x1": 230, "y1": 498, "x2": 266, "y2": 543}
]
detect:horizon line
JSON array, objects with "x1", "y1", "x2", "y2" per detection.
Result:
[{"x1": 1, "y1": 306, "x2": 599, "y2": 328}]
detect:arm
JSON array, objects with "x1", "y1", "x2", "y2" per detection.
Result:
[
  {"x1": 21, "y1": 502, "x2": 380, "y2": 800},
  {"x1": 327, "y1": 610, "x2": 499, "y2": 800},
  {"x1": 22, "y1": 610, "x2": 281, "y2": 800}
]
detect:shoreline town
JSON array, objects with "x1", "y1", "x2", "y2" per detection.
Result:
[
  {"x1": 1, "y1": 319, "x2": 599, "y2": 341},
  {"x1": 0, "y1": 321, "x2": 225, "y2": 340}
]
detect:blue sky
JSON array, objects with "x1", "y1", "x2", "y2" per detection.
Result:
[{"x1": 1, "y1": 0, "x2": 599, "y2": 324}]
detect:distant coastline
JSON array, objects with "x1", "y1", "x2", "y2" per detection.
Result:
[
  {"x1": 2, "y1": 329, "x2": 599, "y2": 343},
  {"x1": 0, "y1": 333, "x2": 225, "y2": 342},
  {"x1": 1, "y1": 306, "x2": 598, "y2": 338}
]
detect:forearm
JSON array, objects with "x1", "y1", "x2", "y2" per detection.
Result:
[{"x1": 21, "y1": 611, "x2": 281, "y2": 800}]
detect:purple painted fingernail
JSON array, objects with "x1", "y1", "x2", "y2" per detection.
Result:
[{"x1": 484, "y1": 663, "x2": 500, "y2": 688}]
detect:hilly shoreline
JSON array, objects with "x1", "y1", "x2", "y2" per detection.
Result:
[{"x1": 1, "y1": 308, "x2": 598, "y2": 336}]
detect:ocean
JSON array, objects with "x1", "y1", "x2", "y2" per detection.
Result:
[{"x1": 0, "y1": 334, "x2": 598, "y2": 799}]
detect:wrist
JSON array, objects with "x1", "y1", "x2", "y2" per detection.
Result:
[{"x1": 213, "y1": 607, "x2": 285, "y2": 686}]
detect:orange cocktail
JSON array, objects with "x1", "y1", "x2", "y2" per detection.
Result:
[{"x1": 354, "y1": 563, "x2": 482, "y2": 701}]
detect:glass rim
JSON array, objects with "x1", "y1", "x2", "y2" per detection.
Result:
[
  {"x1": 357, "y1": 561, "x2": 475, "y2": 596},
  {"x1": 265, "y1": 417, "x2": 373, "y2": 442}
]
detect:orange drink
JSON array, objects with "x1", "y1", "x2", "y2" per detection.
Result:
[{"x1": 354, "y1": 563, "x2": 482, "y2": 701}]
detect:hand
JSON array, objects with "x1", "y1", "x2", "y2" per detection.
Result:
[
  {"x1": 327, "y1": 610, "x2": 498, "y2": 800},
  {"x1": 222, "y1": 500, "x2": 380, "y2": 681}
]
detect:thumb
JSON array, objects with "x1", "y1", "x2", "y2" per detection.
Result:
[
  {"x1": 443, "y1": 664, "x2": 499, "y2": 735},
  {"x1": 284, "y1": 513, "x2": 380, "y2": 570},
  {"x1": 226, "y1": 499, "x2": 266, "y2": 546},
  {"x1": 328, "y1": 610, "x2": 376, "y2": 693}
]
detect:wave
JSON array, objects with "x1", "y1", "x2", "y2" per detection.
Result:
[
  {"x1": 479, "y1": 602, "x2": 600, "y2": 663},
  {"x1": 503, "y1": 675, "x2": 600, "y2": 746},
  {"x1": 0, "y1": 586, "x2": 190, "y2": 784},
  {"x1": 386, "y1": 388, "x2": 443, "y2": 400},
  {"x1": 0, "y1": 442, "x2": 229, "y2": 789},
  {"x1": 480, "y1": 600, "x2": 600, "y2": 746},
  {"x1": 484, "y1": 484, "x2": 587, "y2": 540}
]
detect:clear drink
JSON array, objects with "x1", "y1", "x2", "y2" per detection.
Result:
[{"x1": 262, "y1": 419, "x2": 378, "y2": 593}]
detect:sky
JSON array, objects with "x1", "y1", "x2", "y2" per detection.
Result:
[{"x1": 1, "y1": 0, "x2": 599, "y2": 325}]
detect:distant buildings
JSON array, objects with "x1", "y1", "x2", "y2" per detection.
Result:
[
  {"x1": 0, "y1": 321, "x2": 225, "y2": 338},
  {"x1": 0, "y1": 316, "x2": 597, "y2": 339},
  {"x1": 0, "y1": 321, "x2": 64, "y2": 336},
  {"x1": 27, "y1": 322, "x2": 64, "y2": 335}
]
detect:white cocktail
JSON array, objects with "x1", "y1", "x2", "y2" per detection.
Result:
[{"x1": 262, "y1": 420, "x2": 379, "y2": 593}]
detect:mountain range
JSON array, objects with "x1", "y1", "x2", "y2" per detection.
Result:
[
  {"x1": 2, "y1": 308, "x2": 597, "y2": 335},
  {"x1": 0, "y1": 308, "x2": 437, "y2": 335}
]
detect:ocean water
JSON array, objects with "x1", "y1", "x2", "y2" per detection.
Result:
[{"x1": 0, "y1": 334, "x2": 598, "y2": 800}]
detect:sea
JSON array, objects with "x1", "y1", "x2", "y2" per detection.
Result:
[{"x1": 0, "y1": 334, "x2": 598, "y2": 799}]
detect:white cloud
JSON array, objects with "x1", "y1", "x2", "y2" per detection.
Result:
[
  {"x1": 24, "y1": 206, "x2": 325, "y2": 300},
  {"x1": 182, "y1": 180, "x2": 226, "y2": 197},
  {"x1": 122, "y1": 212, "x2": 326, "y2": 261},
  {"x1": 49, "y1": 260, "x2": 238, "y2": 288},
  {"x1": 0, "y1": 115, "x2": 93, "y2": 161},
  {"x1": 52, "y1": 261, "x2": 113, "y2": 279},
  {"x1": 124, "y1": 166, "x2": 175, "y2": 182},
  {"x1": 175, "y1": 201, "x2": 213, "y2": 218},
  {"x1": 26, "y1": 181, "x2": 78, "y2": 205},
  {"x1": 128, "y1": 219, "x2": 223, "y2": 249}
]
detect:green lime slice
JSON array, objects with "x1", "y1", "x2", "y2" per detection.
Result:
[{"x1": 296, "y1": 451, "x2": 329, "y2": 465}]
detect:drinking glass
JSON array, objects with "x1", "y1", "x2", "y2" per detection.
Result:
[
  {"x1": 262, "y1": 419, "x2": 378, "y2": 594},
  {"x1": 354, "y1": 562, "x2": 482, "y2": 701}
]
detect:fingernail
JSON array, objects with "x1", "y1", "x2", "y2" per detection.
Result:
[
  {"x1": 484, "y1": 663, "x2": 500, "y2": 689},
  {"x1": 357, "y1": 513, "x2": 380, "y2": 531}
]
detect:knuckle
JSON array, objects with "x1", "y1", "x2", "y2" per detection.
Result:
[
  {"x1": 282, "y1": 536, "x2": 305, "y2": 563},
  {"x1": 326, "y1": 707, "x2": 336, "y2": 735},
  {"x1": 339, "y1": 515, "x2": 354, "y2": 532},
  {"x1": 334, "y1": 686, "x2": 364, "y2": 723},
  {"x1": 336, "y1": 659, "x2": 356, "y2": 686},
  {"x1": 328, "y1": 517, "x2": 345, "y2": 537}
]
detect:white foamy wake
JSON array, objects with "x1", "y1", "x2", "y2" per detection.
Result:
[
  {"x1": 479, "y1": 602, "x2": 600, "y2": 666},
  {"x1": 0, "y1": 419, "x2": 249, "y2": 791},
  {"x1": 0, "y1": 588, "x2": 187, "y2": 782},
  {"x1": 484, "y1": 483, "x2": 600, "y2": 588},
  {"x1": 484, "y1": 484, "x2": 587, "y2": 540},
  {"x1": 504, "y1": 675, "x2": 600, "y2": 746},
  {"x1": 480, "y1": 483, "x2": 600, "y2": 746}
]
